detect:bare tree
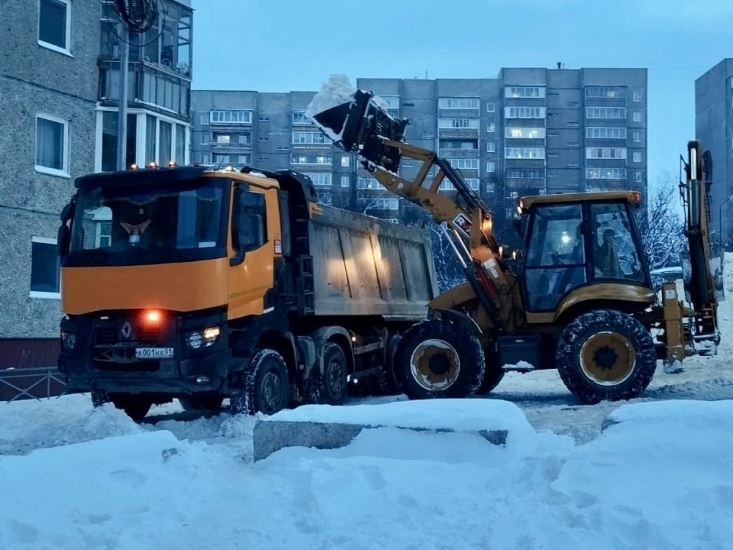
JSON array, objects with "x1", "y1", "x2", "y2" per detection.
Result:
[{"x1": 635, "y1": 172, "x2": 685, "y2": 272}]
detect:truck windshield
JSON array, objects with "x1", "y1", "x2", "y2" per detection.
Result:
[{"x1": 69, "y1": 177, "x2": 228, "y2": 259}]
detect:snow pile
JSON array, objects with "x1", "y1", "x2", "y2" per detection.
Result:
[{"x1": 2, "y1": 399, "x2": 733, "y2": 549}]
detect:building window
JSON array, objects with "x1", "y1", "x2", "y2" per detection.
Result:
[
  {"x1": 487, "y1": 122, "x2": 496, "y2": 133},
  {"x1": 292, "y1": 110, "x2": 309, "y2": 124},
  {"x1": 200, "y1": 133, "x2": 208, "y2": 145},
  {"x1": 486, "y1": 161, "x2": 496, "y2": 173},
  {"x1": 505, "y1": 147, "x2": 545, "y2": 159},
  {"x1": 30, "y1": 237, "x2": 60, "y2": 299},
  {"x1": 585, "y1": 86, "x2": 625, "y2": 99},
  {"x1": 35, "y1": 114, "x2": 69, "y2": 177},
  {"x1": 292, "y1": 131, "x2": 327, "y2": 145},
  {"x1": 438, "y1": 97, "x2": 480, "y2": 110},
  {"x1": 505, "y1": 86, "x2": 545, "y2": 98},
  {"x1": 447, "y1": 158, "x2": 479, "y2": 170},
  {"x1": 486, "y1": 102, "x2": 496, "y2": 113},
  {"x1": 633, "y1": 152, "x2": 642, "y2": 163},
  {"x1": 486, "y1": 141, "x2": 496, "y2": 153},
  {"x1": 438, "y1": 118, "x2": 480, "y2": 129},
  {"x1": 200, "y1": 114, "x2": 209, "y2": 125},
  {"x1": 585, "y1": 147, "x2": 627, "y2": 160},
  {"x1": 303, "y1": 172, "x2": 332, "y2": 187},
  {"x1": 586, "y1": 127, "x2": 627, "y2": 139},
  {"x1": 341, "y1": 176, "x2": 350, "y2": 188},
  {"x1": 632, "y1": 111, "x2": 642, "y2": 123},
  {"x1": 292, "y1": 154, "x2": 331, "y2": 165},
  {"x1": 341, "y1": 156, "x2": 350, "y2": 167},
  {"x1": 633, "y1": 91, "x2": 643, "y2": 102},
  {"x1": 633, "y1": 172, "x2": 642, "y2": 183},
  {"x1": 505, "y1": 127, "x2": 546, "y2": 139},
  {"x1": 504, "y1": 107, "x2": 546, "y2": 119},
  {"x1": 586, "y1": 107, "x2": 627, "y2": 119},
  {"x1": 38, "y1": 0, "x2": 70, "y2": 54},
  {"x1": 586, "y1": 168, "x2": 627, "y2": 179},
  {"x1": 379, "y1": 96, "x2": 400, "y2": 110},
  {"x1": 210, "y1": 110, "x2": 253, "y2": 124},
  {"x1": 238, "y1": 154, "x2": 250, "y2": 164},
  {"x1": 633, "y1": 131, "x2": 641, "y2": 143}
]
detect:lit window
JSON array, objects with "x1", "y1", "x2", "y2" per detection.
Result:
[
  {"x1": 38, "y1": 0, "x2": 70, "y2": 53},
  {"x1": 341, "y1": 156, "x2": 350, "y2": 167}
]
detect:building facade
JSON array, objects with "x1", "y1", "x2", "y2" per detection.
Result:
[
  {"x1": 695, "y1": 59, "x2": 733, "y2": 246},
  {"x1": 192, "y1": 67, "x2": 648, "y2": 228},
  {"x1": 0, "y1": 0, "x2": 100, "y2": 353},
  {"x1": 0, "y1": 0, "x2": 193, "y2": 368}
]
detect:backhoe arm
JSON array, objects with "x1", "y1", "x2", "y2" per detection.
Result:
[
  {"x1": 680, "y1": 141, "x2": 721, "y2": 349},
  {"x1": 307, "y1": 88, "x2": 511, "y2": 327}
]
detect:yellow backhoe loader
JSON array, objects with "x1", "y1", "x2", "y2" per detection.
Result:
[{"x1": 308, "y1": 88, "x2": 722, "y2": 404}]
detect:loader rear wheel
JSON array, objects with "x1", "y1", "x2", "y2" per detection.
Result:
[
  {"x1": 230, "y1": 349, "x2": 290, "y2": 415},
  {"x1": 556, "y1": 309, "x2": 656, "y2": 404},
  {"x1": 395, "y1": 318, "x2": 485, "y2": 400}
]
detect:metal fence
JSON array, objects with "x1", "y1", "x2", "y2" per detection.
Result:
[{"x1": 0, "y1": 367, "x2": 73, "y2": 402}]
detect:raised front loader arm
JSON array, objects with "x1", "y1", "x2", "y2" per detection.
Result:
[{"x1": 308, "y1": 89, "x2": 511, "y2": 330}]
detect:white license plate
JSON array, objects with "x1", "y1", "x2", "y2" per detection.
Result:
[{"x1": 135, "y1": 347, "x2": 174, "y2": 359}]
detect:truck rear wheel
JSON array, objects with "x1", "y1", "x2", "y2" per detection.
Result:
[
  {"x1": 394, "y1": 318, "x2": 485, "y2": 400},
  {"x1": 231, "y1": 349, "x2": 290, "y2": 415},
  {"x1": 179, "y1": 395, "x2": 224, "y2": 412},
  {"x1": 556, "y1": 309, "x2": 657, "y2": 404},
  {"x1": 322, "y1": 342, "x2": 349, "y2": 405}
]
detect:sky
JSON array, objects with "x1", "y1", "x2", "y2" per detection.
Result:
[{"x1": 189, "y1": 0, "x2": 733, "y2": 189}]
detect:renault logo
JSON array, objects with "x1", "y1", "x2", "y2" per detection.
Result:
[{"x1": 120, "y1": 322, "x2": 133, "y2": 340}]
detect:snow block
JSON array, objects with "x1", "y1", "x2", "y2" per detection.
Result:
[{"x1": 253, "y1": 399, "x2": 531, "y2": 462}]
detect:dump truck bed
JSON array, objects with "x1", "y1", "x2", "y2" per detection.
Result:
[{"x1": 308, "y1": 206, "x2": 438, "y2": 319}]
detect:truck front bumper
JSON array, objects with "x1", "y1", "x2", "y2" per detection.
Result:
[{"x1": 57, "y1": 309, "x2": 234, "y2": 395}]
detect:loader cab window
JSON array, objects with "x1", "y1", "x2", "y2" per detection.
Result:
[
  {"x1": 523, "y1": 204, "x2": 588, "y2": 311},
  {"x1": 590, "y1": 203, "x2": 646, "y2": 283}
]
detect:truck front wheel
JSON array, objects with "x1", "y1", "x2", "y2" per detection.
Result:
[
  {"x1": 394, "y1": 319, "x2": 485, "y2": 400},
  {"x1": 556, "y1": 309, "x2": 657, "y2": 404},
  {"x1": 231, "y1": 349, "x2": 290, "y2": 415},
  {"x1": 109, "y1": 393, "x2": 153, "y2": 422}
]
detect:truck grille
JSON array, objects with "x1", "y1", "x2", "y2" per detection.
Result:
[{"x1": 95, "y1": 323, "x2": 162, "y2": 345}]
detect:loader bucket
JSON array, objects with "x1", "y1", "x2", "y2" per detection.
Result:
[{"x1": 308, "y1": 89, "x2": 409, "y2": 173}]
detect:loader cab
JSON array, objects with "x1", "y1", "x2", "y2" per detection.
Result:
[{"x1": 519, "y1": 193, "x2": 651, "y2": 312}]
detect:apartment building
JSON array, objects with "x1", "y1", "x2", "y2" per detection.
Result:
[
  {"x1": 0, "y1": 0, "x2": 100, "y2": 361},
  {"x1": 695, "y1": 59, "x2": 733, "y2": 246},
  {"x1": 192, "y1": 67, "x2": 647, "y2": 228},
  {"x1": 0, "y1": 0, "x2": 194, "y2": 368},
  {"x1": 191, "y1": 90, "x2": 358, "y2": 212},
  {"x1": 96, "y1": 0, "x2": 193, "y2": 171}
]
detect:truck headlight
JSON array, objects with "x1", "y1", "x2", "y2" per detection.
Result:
[
  {"x1": 61, "y1": 331, "x2": 76, "y2": 351},
  {"x1": 186, "y1": 326, "x2": 221, "y2": 350}
]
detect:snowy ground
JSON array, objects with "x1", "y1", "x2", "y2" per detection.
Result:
[{"x1": 2, "y1": 262, "x2": 733, "y2": 548}]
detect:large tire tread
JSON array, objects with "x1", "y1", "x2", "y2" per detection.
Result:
[
  {"x1": 394, "y1": 318, "x2": 485, "y2": 400},
  {"x1": 556, "y1": 309, "x2": 656, "y2": 404}
]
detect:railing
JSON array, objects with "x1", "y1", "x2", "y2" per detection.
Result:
[{"x1": 0, "y1": 367, "x2": 75, "y2": 402}]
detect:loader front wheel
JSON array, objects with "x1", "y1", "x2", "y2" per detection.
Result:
[
  {"x1": 556, "y1": 309, "x2": 656, "y2": 404},
  {"x1": 395, "y1": 319, "x2": 485, "y2": 400}
]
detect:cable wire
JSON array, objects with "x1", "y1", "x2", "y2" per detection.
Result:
[{"x1": 112, "y1": 0, "x2": 159, "y2": 34}]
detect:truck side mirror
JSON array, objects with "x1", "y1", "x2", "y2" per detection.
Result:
[{"x1": 231, "y1": 186, "x2": 267, "y2": 266}]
